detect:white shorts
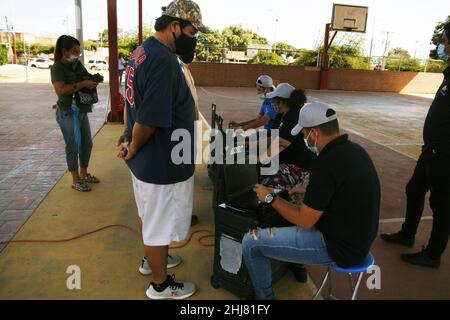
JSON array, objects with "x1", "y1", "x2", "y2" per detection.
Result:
[{"x1": 131, "y1": 173, "x2": 194, "y2": 246}]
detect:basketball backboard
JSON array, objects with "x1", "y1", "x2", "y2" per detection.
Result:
[{"x1": 331, "y1": 4, "x2": 368, "y2": 33}]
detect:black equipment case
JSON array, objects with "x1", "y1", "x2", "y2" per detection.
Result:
[{"x1": 211, "y1": 204, "x2": 291, "y2": 299}]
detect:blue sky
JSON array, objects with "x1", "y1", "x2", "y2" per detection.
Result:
[{"x1": 1, "y1": 0, "x2": 449, "y2": 59}]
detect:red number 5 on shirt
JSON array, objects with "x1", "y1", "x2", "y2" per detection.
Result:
[{"x1": 126, "y1": 66, "x2": 135, "y2": 107}]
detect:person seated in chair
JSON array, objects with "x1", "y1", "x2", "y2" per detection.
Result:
[
  {"x1": 258, "y1": 83, "x2": 317, "y2": 191},
  {"x1": 229, "y1": 75, "x2": 277, "y2": 131},
  {"x1": 243, "y1": 102, "x2": 381, "y2": 300}
]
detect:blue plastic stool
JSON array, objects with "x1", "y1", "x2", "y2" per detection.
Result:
[{"x1": 312, "y1": 252, "x2": 375, "y2": 300}]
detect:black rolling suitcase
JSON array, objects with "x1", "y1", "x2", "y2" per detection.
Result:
[{"x1": 211, "y1": 201, "x2": 293, "y2": 299}]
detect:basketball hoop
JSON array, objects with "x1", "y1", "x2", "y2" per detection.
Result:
[
  {"x1": 331, "y1": 4, "x2": 368, "y2": 33},
  {"x1": 321, "y1": 4, "x2": 369, "y2": 90}
]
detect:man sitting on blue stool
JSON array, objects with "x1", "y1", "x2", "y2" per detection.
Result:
[{"x1": 245, "y1": 102, "x2": 381, "y2": 300}]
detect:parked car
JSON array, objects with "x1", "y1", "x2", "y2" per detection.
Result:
[
  {"x1": 86, "y1": 59, "x2": 109, "y2": 71},
  {"x1": 28, "y1": 58, "x2": 54, "y2": 69}
]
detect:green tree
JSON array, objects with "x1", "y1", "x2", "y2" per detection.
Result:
[
  {"x1": 25, "y1": 43, "x2": 55, "y2": 56},
  {"x1": 293, "y1": 49, "x2": 319, "y2": 67},
  {"x1": 386, "y1": 48, "x2": 423, "y2": 71},
  {"x1": 426, "y1": 60, "x2": 447, "y2": 73},
  {"x1": 294, "y1": 45, "x2": 371, "y2": 69},
  {"x1": 273, "y1": 42, "x2": 300, "y2": 58},
  {"x1": 221, "y1": 25, "x2": 268, "y2": 50},
  {"x1": 98, "y1": 29, "x2": 109, "y2": 44},
  {"x1": 195, "y1": 31, "x2": 226, "y2": 62},
  {"x1": 117, "y1": 24, "x2": 155, "y2": 59},
  {"x1": 0, "y1": 45, "x2": 8, "y2": 65},
  {"x1": 248, "y1": 51, "x2": 285, "y2": 65},
  {"x1": 84, "y1": 40, "x2": 98, "y2": 51},
  {"x1": 430, "y1": 15, "x2": 450, "y2": 59}
]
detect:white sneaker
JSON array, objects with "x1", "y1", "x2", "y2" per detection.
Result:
[
  {"x1": 146, "y1": 275, "x2": 196, "y2": 300},
  {"x1": 139, "y1": 255, "x2": 182, "y2": 276}
]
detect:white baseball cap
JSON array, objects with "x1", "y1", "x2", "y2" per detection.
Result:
[
  {"x1": 266, "y1": 83, "x2": 295, "y2": 99},
  {"x1": 256, "y1": 75, "x2": 275, "y2": 89},
  {"x1": 291, "y1": 101, "x2": 338, "y2": 136}
]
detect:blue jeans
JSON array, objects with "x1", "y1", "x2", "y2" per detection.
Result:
[
  {"x1": 119, "y1": 69, "x2": 124, "y2": 85},
  {"x1": 242, "y1": 226, "x2": 334, "y2": 300},
  {"x1": 55, "y1": 106, "x2": 93, "y2": 172}
]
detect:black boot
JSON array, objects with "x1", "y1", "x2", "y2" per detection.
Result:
[
  {"x1": 290, "y1": 264, "x2": 308, "y2": 283},
  {"x1": 190, "y1": 215, "x2": 199, "y2": 227},
  {"x1": 401, "y1": 247, "x2": 441, "y2": 269},
  {"x1": 380, "y1": 231, "x2": 415, "y2": 248}
]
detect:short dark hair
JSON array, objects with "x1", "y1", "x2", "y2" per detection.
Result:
[
  {"x1": 154, "y1": 15, "x2": 192, "y2": 31},
  {"x1": 288, "y1": 89, "x2": 307, "y2": 109},
  {"x1": 317, "y1": 119, "x2": 340, "y2": 135},
  {"x1": 444, "y1": 22, "x2": 450, "y2": 39},
  {"x1": 275, "y1": 89, "x2": 307, "y2": 109},
  {"x1": 54, "y1": 35, "x2": 80, "y2": 62}
]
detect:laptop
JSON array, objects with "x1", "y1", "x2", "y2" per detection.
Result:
[{"x1": 223, "y1": 164, "x2": 261, "y2": 212}]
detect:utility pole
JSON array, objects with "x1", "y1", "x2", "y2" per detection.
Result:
[
  {"x1": 63, "y1": 16, "x2": 69, "y2": 34},
  {"x1": 369, "y1": 18, "x2": 375, "y2": 59},
  {"x1": 75, "y1": 0, "x2": 84, "y2": 64},
  {"x1": 381, "y1": 31, "x2": 392, "y2": 71},
  {"x1": 414, "y1": 40, "x2": 419, "y2": 59},
  {"x1": 274, "y1": 18, "x2": 279, "y2": 44},
  {"x1": 5, "y1": 16, "x2": 13, "y2": 64}
]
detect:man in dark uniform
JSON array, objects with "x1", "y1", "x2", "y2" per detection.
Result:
[{"x1": 381, "y1": 22, "x2": 450, "y2": 269}]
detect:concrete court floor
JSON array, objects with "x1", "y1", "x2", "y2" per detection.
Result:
[
  {"x1": 0, "y1": 84, "x2": 448, "y2": 299},
  {"x1": 0, "y1": 121, "x2": 313, "y2": 300}
]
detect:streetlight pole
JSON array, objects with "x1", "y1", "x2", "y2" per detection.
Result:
[
  {"x1": 75, "y1": 0, "x2": 85, "y2": 64},
  {"x1": 381, "y1": 31, "x2": 392, "y2": 71},
  {"x1": 5, "y1": 16, "x2": 13, "y2": 64}
]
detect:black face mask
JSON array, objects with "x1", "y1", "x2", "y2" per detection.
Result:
[
  {"x1": 180, "y1": 50, "x2": 195, "y2": 64},
  {"x1": 173, "y1": 29, "x2": 197, "y2": 56}
]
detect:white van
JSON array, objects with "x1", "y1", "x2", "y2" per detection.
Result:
[{"x1": 86, "y1": 59, "x2": 109, "y2": 71}]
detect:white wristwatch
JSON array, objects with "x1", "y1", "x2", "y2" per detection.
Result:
[{"x1": 265, "y1": 193, "x2": 276, "y2": 205}]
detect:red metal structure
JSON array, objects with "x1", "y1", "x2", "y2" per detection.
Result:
[
  {"x1": 139, "y1": 0, "x2": 143, "y2": 45},
  {"x1": 320, "y1": 23, "x2": 337, "y2": 90},
  {"x1": 107, "y1": 0, "x2": 144, "y2": 122},
  {"x1": 107, "y1": 0, "x2": 120, "y2": 122}
]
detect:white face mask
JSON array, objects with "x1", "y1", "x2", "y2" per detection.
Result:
[
  {"x1": 258, "y1": 93, "x2": 267, "y2": 100},
  {"x1": 68, "y1": 54, "x2": 81, "y2": 63},
  {"x1": 304, "y1": 130, "x2": 319, "y2": 155}
]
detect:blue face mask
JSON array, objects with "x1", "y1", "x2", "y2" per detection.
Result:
[
  {"x1": 437, "y1": 44, "x2": 449, "y2": 63},
  {"x1": 304, "y1": 130, "x2": 319, "y2": 155}
]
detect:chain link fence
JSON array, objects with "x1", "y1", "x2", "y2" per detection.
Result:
[{"x1": 194, "y1": 46, "x2": 447, "y2": 73}]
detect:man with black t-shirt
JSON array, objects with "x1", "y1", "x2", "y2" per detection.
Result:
[{"x1": 244, "y1": 102, "x2": 380, "y2": 300}]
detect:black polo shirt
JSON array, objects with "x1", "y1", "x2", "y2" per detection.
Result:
[
  {"x1": 303, "y1": 134, "x2": 380, "y2": 268},
  {"x1": 423, "y1": 67, "x2": 450, "y2": 157}
]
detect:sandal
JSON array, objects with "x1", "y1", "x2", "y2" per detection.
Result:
[
  {"x1": 72, "y1": 181, "x2": 92, "y2": 192},
  {"x1": 82, "y1": 174, "x2": 100, "y2": 184}
]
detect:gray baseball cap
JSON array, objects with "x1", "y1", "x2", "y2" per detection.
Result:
[
  {"x1": 266, "y1": 83, "x2": 295, "y2": 99},
  {"x1": 291, "y1": 101, "x2": 338, "y2": 136},
  {"x1": 256, "y1": 75, "x2": 275, "y2": 89}
]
